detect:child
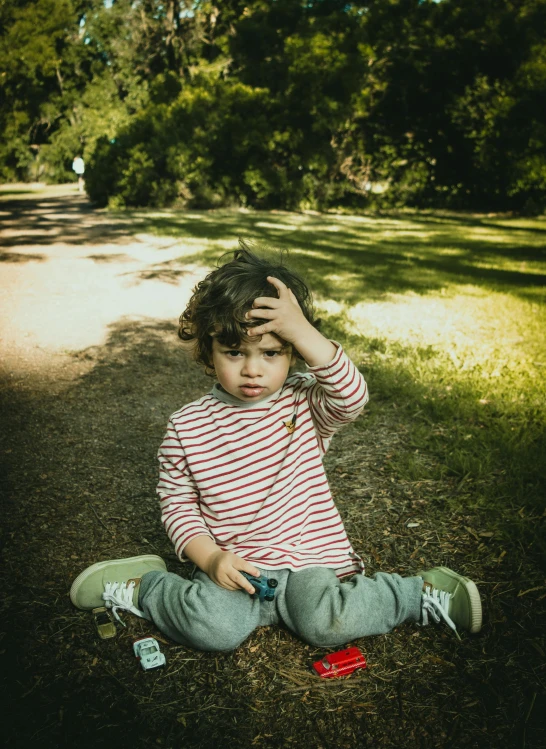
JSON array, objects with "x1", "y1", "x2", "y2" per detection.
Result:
[{"x1": 70, "y1": 245, "x2": 482, "y2": 651}]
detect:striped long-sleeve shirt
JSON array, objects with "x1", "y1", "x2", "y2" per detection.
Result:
[{"x1": 157, "y1": 343, "x2": 369, "y2": 577}]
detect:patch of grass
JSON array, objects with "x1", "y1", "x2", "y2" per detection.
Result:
[
  {"x1": 321, "y1": 291, "x2": 546, "y2": 564},
  {"x1": 122, "y1": 206, "x2": 546, "y2": 304}
]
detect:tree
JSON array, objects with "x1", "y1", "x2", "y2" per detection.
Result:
[
  {"x1": 356, "y1": 0, "x2": 546, "y2": 210},
  {"x1": 2, "y1": 0, "x2": 545, "y2": 211},
  {"x1": 0, "y1": 0, "x2": 81, "y2": 180}
]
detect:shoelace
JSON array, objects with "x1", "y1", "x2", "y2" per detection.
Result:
[
  {"x1": 421, "y1": 588, "x2": 460, "y2": 639},
  {"x1": 102, "y1": 581, "x2": 145, "y2": 625}
]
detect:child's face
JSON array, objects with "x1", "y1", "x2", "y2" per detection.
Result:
[{"x1": 211, "y1": 333, "x2": 294, "y2": 402}]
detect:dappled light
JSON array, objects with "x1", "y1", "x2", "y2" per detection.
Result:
[
  {"x1": 124, "y1": 207, "x2": 546, "y2": 306},
  {"x1": 0, "y1": 187, "x2": 209, "y2": 379},
  {"x1": 3, "y1": 186, "x2": 544, "y2": 387}
]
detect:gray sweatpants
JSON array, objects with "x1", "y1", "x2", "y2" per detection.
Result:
[{"x1": 139, "y1": 566, "x2": 423, "y2": 652}]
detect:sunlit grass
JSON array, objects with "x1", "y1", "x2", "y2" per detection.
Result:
[{"x1": 319, "y1": 283, "x2": 546, "y2": 561}]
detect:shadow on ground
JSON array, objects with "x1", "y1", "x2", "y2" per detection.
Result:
[
  {"x1": 1, "y1": 318, "x2": 544, "y2": 749},
  {"x1": 127, "y1": 209, "x2": 546, "y2": 304},
  {"x1": 0, "y1": 192, "x2": 135, "y2": 247}
]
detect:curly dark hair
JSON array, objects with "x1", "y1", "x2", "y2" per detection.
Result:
[{"x1": 178, "y1": 241, "x2": 320, "y2": 372}]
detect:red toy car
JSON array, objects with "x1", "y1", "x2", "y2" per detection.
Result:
[{"x1": 312, "y1": 647, "x2": 367, "y2": 678}]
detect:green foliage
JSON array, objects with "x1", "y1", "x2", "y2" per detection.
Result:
[
  {"x1": 0, "y1": 0, "x2": 79, "y2": 180},
  {"x1": 1, "y1": 0, "x2": 546, "y2": 211},
  {"x1": 87, "y1": 81, "x2": 278, "y2": 208}
]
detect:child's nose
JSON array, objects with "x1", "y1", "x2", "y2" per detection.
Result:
[{"x1": 242, "y1": 356, "x2": 261, "y2": 377}]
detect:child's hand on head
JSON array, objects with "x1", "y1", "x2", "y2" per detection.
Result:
[
  {"x1": 205, "y1": 550, "x2": 260, "y2": 595},
  {"x1": 247, "y1": 275, "x2": 337, "y2": 367},
  {"x1": 245, "y1": 276, "x2": 311, "y2": 345}
]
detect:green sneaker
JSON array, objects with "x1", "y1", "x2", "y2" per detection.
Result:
[
  {"x1": 70, "y1": 555, "x2": 167, "y2": 622},
  {"x1": 419, "y1": 566, "x2": 482, "y2": 636}
]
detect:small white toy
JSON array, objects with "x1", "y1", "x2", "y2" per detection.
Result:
[{"x1": 133, "y1": 637, "x2": 166, "y2": 670}]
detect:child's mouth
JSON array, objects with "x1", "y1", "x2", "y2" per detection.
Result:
[{"x1": 240, "y1": 385, "x2": 264, "y2": 397}]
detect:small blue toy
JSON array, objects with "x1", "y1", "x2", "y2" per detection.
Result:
[{"x1": 241, "y1": 572, "x2": 278, "y2": 601}]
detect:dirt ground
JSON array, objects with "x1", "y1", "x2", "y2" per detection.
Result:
[{"x1": 1, "y1": 186, "x2": 544, "y2": 749}]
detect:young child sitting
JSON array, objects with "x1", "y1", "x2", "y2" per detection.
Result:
[{"x1": 70, "y1": 245, "x2": 482, "y2": 650}]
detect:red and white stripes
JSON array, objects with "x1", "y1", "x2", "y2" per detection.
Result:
[{"x1": 157, "y1": 344, "x2": 369, "y2": 577}]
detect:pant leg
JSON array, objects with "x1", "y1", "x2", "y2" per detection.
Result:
[
  {"x1": 138, "y1": 569, "x2": 260, "y2": 652},
  {"x1": 280, "y1": 567, "x2": 423, "y2": 647}
]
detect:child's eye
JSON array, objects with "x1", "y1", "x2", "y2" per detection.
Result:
[
  {"x1": 226, "y1": 350, "x2": 242, "y2": 357},
  {"x1": 264, "y1": 350, "x2": 281, "y2": 358}
]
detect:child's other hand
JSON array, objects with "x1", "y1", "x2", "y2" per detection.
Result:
[
  {"x1": 205, "y1": 550, "x2": 260, "y2": 595},
  {"x1": 246, "y1": 276, "x2": 310, "y2": 345}
]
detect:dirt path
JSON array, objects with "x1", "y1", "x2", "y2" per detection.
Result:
[
  {"x1": 0, "y1": 185, "x2": 216, "y2": 747},
  {"x1": 0, "y1": 184, "x2": 203, "y2": 386}
]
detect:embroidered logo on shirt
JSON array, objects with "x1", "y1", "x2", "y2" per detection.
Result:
[{"x1": 284, "y1": 414, "x2": 297, "y2": 434}]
